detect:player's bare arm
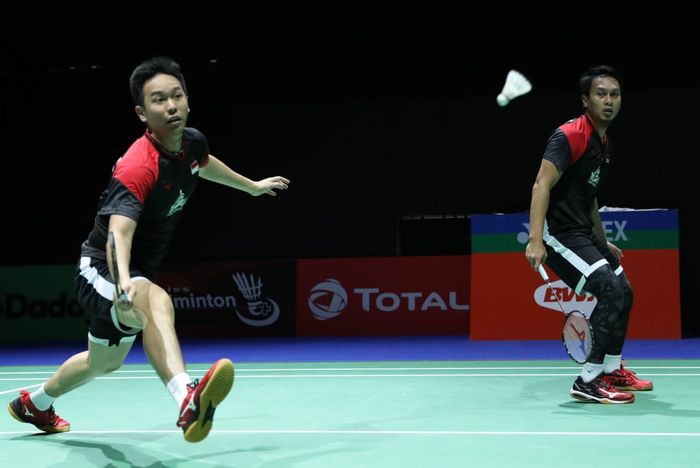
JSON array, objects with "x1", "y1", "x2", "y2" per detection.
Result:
[
  {"x1": 526, "y1": 159, "x2": 561, "y2": 269},
  {"x1": 107, "y1": 214, "x2": 137, "y2": 303},
  {"x1": 199, "y1": 155, "x2": 290, "y2": 196}
]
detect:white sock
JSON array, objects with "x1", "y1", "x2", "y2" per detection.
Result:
[
  {"x1": 29, "y1": 385, "x2": 56, "y2": 411},
  {"x1": 580, "y1": 363, "x2": 604, "y2": 383},
  {"x1": 603, "y1": 354, "x2": 622, "y2": 374},
  {"x1": 166, "y1": 372, "x2": 192, "y2": 407}
]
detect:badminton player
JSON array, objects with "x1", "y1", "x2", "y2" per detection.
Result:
[
  {"x1": 524, "y1": 65, "x2": 652, "y2": 404},
  {"x1": 7, "y1": 56, "x2": 290, "y2": 441}
]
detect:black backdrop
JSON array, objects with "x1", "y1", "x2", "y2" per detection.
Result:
[{"x1": 2, "y1": 2, "x2": 698, "y2": 335}]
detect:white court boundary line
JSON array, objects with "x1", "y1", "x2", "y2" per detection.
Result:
[
  {"x1": 1, "y1": 429, "x2": 699, "y2": 437},
  {"x1": 2, "y1": 364, "x2": 699, "y2": 375},
  {"x1": 3, "y1": 372, "x2": 700, "y2": 382},
  {"x1": 3, "y1": 372, "x2": 700, "y2": 396},
  {"x1": 2, "y1": 365, "x2": 698, "y2": 396}
]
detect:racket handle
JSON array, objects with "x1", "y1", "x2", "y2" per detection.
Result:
[{"x1": 538, "y1": 264, "x2": 549, "y2": 281}]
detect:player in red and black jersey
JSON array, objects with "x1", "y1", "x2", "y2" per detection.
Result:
[
  {"x1": 82, "y1": 126, "x2": 211, "y2": 279},
  {"x1": 525, "y1": 65, "x2": 652, "y2": 404},
  {"x1": 7, "y1": 57, "x2": 290, "y2": 442}
]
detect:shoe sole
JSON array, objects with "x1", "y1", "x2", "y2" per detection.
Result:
[
  {"x1": 570, "y1": 391, "x2": 635, "y2": 404},
  {"x1": 615, "y1": 384, "x2": 653, "y2": 391},
  {"x1": 184, "y1": 359, "x2": 235, "y2": 443},
  {"x1": 7, "y1": 403, "x2": 71, "y2": 433},
  {"x1": 7, "y1": 403, "x2": 26, "y2": 424}
]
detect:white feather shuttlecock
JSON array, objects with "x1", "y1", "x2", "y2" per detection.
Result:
[{"x1": 497, "y1": 69, "x2": 532, "y2": 107}]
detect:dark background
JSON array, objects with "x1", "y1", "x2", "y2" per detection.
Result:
[{"x1": 2, "y1": 1, "x2": 698, "y2": 335}]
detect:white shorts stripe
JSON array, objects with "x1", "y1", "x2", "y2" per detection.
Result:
[
  {"x1": 543, "y1": 222, "x2": 611, "y2": 295},
  {"x1": 79, "y1": 256, "x2": 150, "y2": 301},
  {"x1": 88, "y1": 332, "x2": 137, "y2": 347},
  {"x1": 584, "y1": 259, "x2": 609, "y2": 277},
  {"x1": 543, "y1": 223, "x2": 592, "y2": 274},
  {"x1": 79, "y1": 256, "x2": 114, "y2": 300}
]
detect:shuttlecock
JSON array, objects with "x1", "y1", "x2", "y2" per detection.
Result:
[{"x1": 497, "y1": 69, "x2": 532, "y2": 107}]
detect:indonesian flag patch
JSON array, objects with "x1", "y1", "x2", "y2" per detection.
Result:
[{"x1": 190, "y1": 160, "x2": 199, "y2": 174}]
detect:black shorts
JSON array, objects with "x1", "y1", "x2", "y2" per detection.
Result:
[
  {"x1": 543, "y1": 227, "x2": 623, "y2": 295},
  {"x1": 75, "y1": 256, "x2": 146, "y2": 346}
]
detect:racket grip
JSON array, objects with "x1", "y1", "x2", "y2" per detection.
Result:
[{"x1": 538, "y1": 264, "x2": 549, "y2": 281}]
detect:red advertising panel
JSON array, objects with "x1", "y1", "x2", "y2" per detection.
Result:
[
  {"x1": 470, "y1": 250, "x2": 681, "y2": 340},
  {"x1": 296, "y1": 256, "x2": 470, "y2": 336},
  {"x1": 159, "y1": 260, "x2": 297, "y2": 337}
]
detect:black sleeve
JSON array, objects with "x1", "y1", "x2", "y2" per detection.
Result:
[
  {"x1": 184, "y1": 127, "x2": 210, "y2": 165},
  {"x1": 97, "y1": 178, "x2": 143, "y2": 222},
  {"x1": 542, "y1": 128, "x2": 571, "y2": 172}
]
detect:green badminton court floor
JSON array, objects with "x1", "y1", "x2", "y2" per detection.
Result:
[{"x1": 1, "y1": 359, "x2": 699, "y2": 467}]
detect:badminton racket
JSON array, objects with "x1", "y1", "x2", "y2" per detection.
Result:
[
  {"x1": 108, "y1": 231, "x2": 132, "y2": 311},
  {"x1": 538, "y1": 264, "x2": 592, "y2": 364}
]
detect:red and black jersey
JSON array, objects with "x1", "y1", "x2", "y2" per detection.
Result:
[
  {"x1": 542, "y1": 113, "x2": 611, "y2": 235},
  {"x1": 81, "y1": 127, "x2": 210, "y2": 280}
]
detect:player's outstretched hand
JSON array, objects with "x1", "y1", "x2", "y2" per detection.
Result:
[{"x1": 250, "y1": 176, "x2": 290, "y2": 196}]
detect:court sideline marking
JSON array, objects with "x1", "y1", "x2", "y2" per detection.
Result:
[{"x1": 1, "y1": 429, "x2": 699, "y2": 437}]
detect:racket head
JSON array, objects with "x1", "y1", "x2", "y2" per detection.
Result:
[
  {"x1": 562, "y1": 310, "x2": 593, "y2": 364},
  {"x1": 107, "y1": 231, "x2": 129, "y2": 303}
]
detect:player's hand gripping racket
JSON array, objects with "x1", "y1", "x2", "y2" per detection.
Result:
[
  {"x1": 538, "y1": 264, "x2": 593, "y2": 364},
  {"x1": 108, "y1": 231, "x2": 132, "y2": 311}
]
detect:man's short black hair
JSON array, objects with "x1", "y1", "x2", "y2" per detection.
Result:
[
  {"x1": 129, "y1": 56, "x2": 188, "y2": 107},
  {"x1": 579, "y1": 65, "x2": 623, "y2": 96}
]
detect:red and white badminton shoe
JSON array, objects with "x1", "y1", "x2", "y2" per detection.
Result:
[
  {"x1": 601, "y1": 364, "x2": 654, "y2": 391},
  {"x1": 177, "y1": 358, "x2": 235, "y2": 443},
  {"x1": 7, "y1": 390, "x2": 71, "y2": 433}
]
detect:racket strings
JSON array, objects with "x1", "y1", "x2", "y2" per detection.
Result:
[{"x1": 563, "y1": 312, "x2": 592, "y2": 363}]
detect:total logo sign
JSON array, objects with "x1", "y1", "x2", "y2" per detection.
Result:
[
  {"x1": 308, "y1": 279, "x2": 348, "y2": 320},
  {"x1": 308, "y1": 278, "x2": 469, "y2": 321},
  {"x1": 533, "y1": 279, "x2": 596, "y2": 318}
]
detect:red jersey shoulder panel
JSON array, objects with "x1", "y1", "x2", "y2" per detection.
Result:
[
  {"x1": 559, "y1": 114, "x2": 594, "y2": 164},
  {"x1": 113, "y1": 135, "x2": 160, "y2": 205}
]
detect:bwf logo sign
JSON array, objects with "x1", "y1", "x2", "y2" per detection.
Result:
[
  {"x1": 307, "y1": 278, "x2": 469, "y2": 321},
  {"x1": 232, "y1": 272, "x2": 280, "y2": 327},
  {"x1": 534, "y1": 280, "x2": 596, "y2": 317}
]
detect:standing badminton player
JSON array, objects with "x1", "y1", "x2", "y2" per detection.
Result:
[
  {"x1": 7, "y1": 56, "x2": 290, "y2": 441},
  {"x1": 524, "y1": 65, "x2": 652, "y2": 404}
]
